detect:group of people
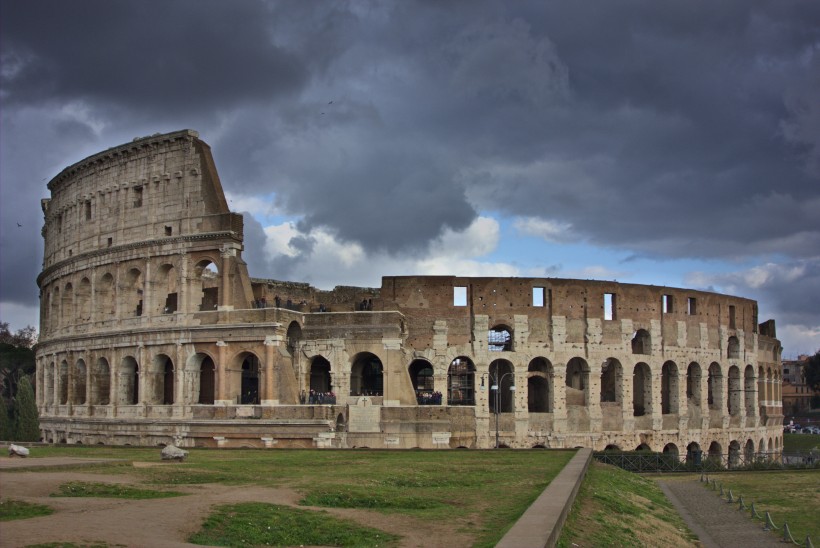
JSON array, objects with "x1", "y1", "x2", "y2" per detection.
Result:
[{"x1": 300, "y1": 389, "x2": 337, "y2": 404}]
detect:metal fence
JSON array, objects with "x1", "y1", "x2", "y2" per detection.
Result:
[{"x1": 594, "y1": 450, "x2": 820, "y2": 473}]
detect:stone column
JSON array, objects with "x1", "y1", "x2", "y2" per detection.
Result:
[
  {"x1": 219, "y1": 247, "x2": 234, "y2": 310},
  {"x1": 52, "y1": 353, "x2": 60, "y2": 408},
  {"x1": 142, "y1": 258, "x2": 152, "y2": 322},
  {"x1": 109, "y1": 347, "x2": 117, "y2": 410},
  {"x1": 588, "y1": 363, "x2": 603, "y2": 432},
  {"x1": 552, "y1": 364, "x2": 568, "y2": 433},
  {"x1": 216, "y1": 341, "x2": 230, "y2": 404},
  {"x1": 175, "y1": 343, "x2": 184, "y2": 411},
  {"x1": 137, "y1": 344, "x2": 147, "y2": 412},
  {"x1": 263, "y1": 337, "x2": 279, "y2": 405},
  {"x1": 650, "y1": 370, "x2": 663, "y2": 430}
]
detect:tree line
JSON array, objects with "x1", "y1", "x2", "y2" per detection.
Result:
[{"x1": 0, "y1": 322, "x2": 40, "y2": 441}]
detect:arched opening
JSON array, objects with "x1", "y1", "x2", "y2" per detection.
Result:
[
  {"x1": 488, "y1": 325, "x2": 513, "y2": 352},
  {"x1": 662, "y1": 443, "x2": 679, "y2": 458},
  {"x1": 123, "y1": 268, "x2": 144, "y2": 317},
  {"x1": 286, "y1": 321, "x2": 302, "y2": 356},
  {"x1": 604, "y1": 444, "x2": 622, "y2": 451},
  {"x1": 635, "y1": 443, "x2": 652, "y2": 451},
  {"x1": 631, "y1": 329, "x2": 651, "y2": 355},
  {"x1": 767, "y1": 438, "x2": 773, "y2": 452},
  {"x1": 239, "y1": 353, "x2": 261, "y2": 404},
  {"x1": 61, "y1": 283, "x2": 74, "y2": 327},
  {"x1": 565, "y1": 357, "x2": 589, "y2": 407},
  {"x1": 686, "y1": 442, "x2": 702, "y2": 465},
  {"x1": 744, "y1": 365, "x2": 756, "y2": 416},
  {"x1": 707, "y1": 362, "x2": 723, "y2": 411},
  {"x1": 661, "y1": 361, "x2": 679, "y2": 415},
  {"x1": 77, "y1": 278, "x2": 91, "y2": 323},
  {"x1": 309, "y1": 356, "x2": 333, "y2": 402},
  {"x1": 489, "y1": 359, "x2": 515, "y2": 413},
  {"x1": 73, "y1": 359, "x2": 87, "y2": 405},
  {"x1": 708, "y1": 441, "x2": 722, "y2": 459},
  {"x1": 633, "y1": 362, "x2": 652, "y2": 416},
  {"x1": 45, "y1": 362, "x2": 55, "y2": 405},
  {"x1": 335, "y1": 413, "x2": 346, "y2": 432},
  {"x1": 527, "y1": 357, "x2": 552, "y2": 412},
  {"x1": 728, "y1": 440, "x2": 741, "y2": 468},
  {"x1": 96, "y1": 272, "x2": 115, "y2": 320},
  {"x1": 448, "y1": 357, "x2": 475, "y2": 405},
  {"x1": 409, "y1": 359, "x2": 435, "y2": 404},
  {"x1": 198, "y1": 355, "x2": 215, "y2": 404},
  {"x1": 727, "y1": 336, "x2": 740, "y2": 359},
  {"x1": 51, "y1": 287, "x2": 60, "y2": 331},
  {"x1": 58, "y1": 360, "x2": 69, "y2": 404},
  {"x1": 744, "y1": 439, "x2": 755, "y2": 462},
  {"x1": 91, "y1": 358, "x2": 110, "y2": 405},
  {"x1": 350, "y1": 353, "x2": 383, "y2": 396},
  {"x1": 119, "y1": 356, "x2": 139, "y2": 405},
  {"x1": 150, "y1": 354, "x2": 174, "y2": 404},
  {"x1": 156, "y1": 263, "x2": 178, "y2": 314},
  {"x1": 194, "y1": 260, "x2": 219, "y2": 311},
  {"x1": 600, "y1": 358, "x2": 623, "y2": 403},
  {"x1": 686, "y1": 362, "x2": 701, "y2": 407},
  {"x1": 727, "y1": 365, "x2": 741, "y2": 416}
]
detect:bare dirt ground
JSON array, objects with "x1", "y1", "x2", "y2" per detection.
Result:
[{"x1": 0, "y1": 457, "x2": 472, "y2": 548}]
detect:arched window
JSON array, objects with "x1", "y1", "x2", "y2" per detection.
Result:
[
  {"x1": 600, "y1": 358, "x2": 622, "y2": 403},
  {"x1": 633, "y1": 362, "x2": 652, "y2": 416},
  {"x1": 77, "y1": 278, "x2": 92, "y2": 323},
  {"x1": 96, "y1": 273, "x2": 115, "y2": 320},
  {"x1": 728, "y1": 440, "x2": 741, "y2": 468},
  {"x1": 565, "y1": 357, "x2": 589, "y2": 407},
  {"x1": 193, "y1": 260, "x2": 219, "y2": 311},
  {"x1": 448, "y1": 357, "x2": 475, "y2": 406},
  {"x1": 744, "y1": 365, "x2": 756, "y2": 416},
  {"x1": 488, "y1": 325, "x2": 513, "y2": 352},
  {"x1": 631, "y1": 329, "x2": 651, "y2": 355},
  {"x1": 489, "y1": 359, "x2": 514, "y2": 413},
  {"x1": 239, "y1": 353, "x2": 261, "y2": 404},
  {"x1": 124, "y1": 268, "x2": 144, "y2": 317},
  {"x1": 73, "y1": 359, "x2": 87, "y2": 405},
  {"x1": 727, "y1": 365, "x2": 741, "y2": 416},
  {"x1": 119, "y1": 356, "x2": 139, "y2": 405},
  {"x1": 151, "y1": 354, "x2": 174, "y2": 405},
  {"x1": 156, "y1": 264, "x2": 178, "y2": 314},
  {"x1": 409, "y1": 359, "x2": 435, "y2": 404},
  {"x1": 686, "y1": 442, "x2": 701, "y2": 465},
  {"x1": 661, "y1": 361, "x2": 679, "y2": 414},
  {"x1": 350, "y1": 353, "x2": 383, "y2": 396},
  {"x1": 686, "y1": 362, "x2": 701, "y2": 406},
  {"x1": 58, "y1": 360, "x2": 69, "y2": 404},
  {"x1": 196, "y1": 355, "x2": 215, "y2": 404},
  {"x1": 527, "y1": 357, "x2": 552, "y2": 412},
  {"x1": 61, "y1": 283, "x2": 74, "y2": 327},
  {"x1": 727, "y1": 336, "x2": 740, "y2": 359},
  {"x1": 707, "y1": 362, "x2": 723, "y2": 410},
  {"x1": 662, "y1": 443, "x2": 679, "y2": 457},
  {"x1": 744, "y1": 439, "x2": 755, "y2": 463},
  {"x1": 286, "y1": 321, "x2": 303, "y2": 356},
  {"x1": 51, "y1": 287, "x2": 60, "y2": 332},
  {"x1": 310, "y1": 356, "x2": 332, "y2": 394},
  {"x1": 91, "y1": 358, "x2": 110, "y2": 405}
]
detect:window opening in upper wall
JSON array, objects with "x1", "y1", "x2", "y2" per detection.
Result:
[
  {"x1": 133, "y1": 186, "x2": 143, "y2": 208},
  {"x1": 84, "y1": 201, "x2": 91, "y2": 220},
  {"x1": 729, "y1": 305, "x2": 736, "y2": 329},
  {"x1": 687, "y1": 297, "x2": 697, "y2": 315},
  {"x1": 453, "y1": 286, "x2": 467, "y2": 307},
  {"x1": 662, "y1": 294, "x2": 674, "y2": 313},
  {"x1": 532, "y1": 287, "x2": 545, "y2": 307},
  {"x1": 604, "y1": 293, "x2": 615, "y2": 320},
  {"x1": 165, "y1": 226, "x2": 172, "y2": 236}
]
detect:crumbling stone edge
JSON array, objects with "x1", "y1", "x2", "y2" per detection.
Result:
[{"x1": 497, "y1": 447, "x2": 593, "y2": 548}]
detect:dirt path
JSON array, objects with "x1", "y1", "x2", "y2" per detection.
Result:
[
  {"x1": 0, "y1": 459, "x2": 472, "y2": 548},
  {"x1": 658, "y1": 479, "x2": 783, "y2": 548}
]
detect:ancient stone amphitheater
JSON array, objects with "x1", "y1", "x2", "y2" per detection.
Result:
[{"x1": 35, "y1": 130, "x2": 784, "y2": 457}]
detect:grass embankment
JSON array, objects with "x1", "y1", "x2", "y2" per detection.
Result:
[
  {"x1": 0, "y1": 499, "x2": 53, "y2": 521},
  {"x1": 783, "y1": 433, "x2": 820, "y2": 453},
  {"x1": 51, "y1": 481, "x2": 184, "y2": 499},
  {"x1": 15, "y1": 445, "x2": 574, "y2": 547},
  {"x1": 558, "y1": 462, "x2": 697, "y2": 547},
  {"x1": 702, "y1": 470, "x2": 819, "y2": 542}
]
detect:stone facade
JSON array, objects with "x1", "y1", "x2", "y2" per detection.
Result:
[{"x1": 35, "y1": 130, "x2": 784, "y2": 456}]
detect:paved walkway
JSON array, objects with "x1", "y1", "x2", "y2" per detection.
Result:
[{"x1": 658, "y1": 479, "x2": 783, "y2": 548}]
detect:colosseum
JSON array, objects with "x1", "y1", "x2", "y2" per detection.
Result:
[{"x1": 35, "y1": 129, "x2": 784, "y2": 458}]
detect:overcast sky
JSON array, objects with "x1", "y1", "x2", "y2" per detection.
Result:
[{"x1": 1, "y1": 0, "x2": 818, "y2": 356}]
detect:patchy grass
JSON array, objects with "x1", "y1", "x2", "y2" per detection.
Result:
[
  {"x1": 558, "y1": 462, "x2": 697, "y2": 548},
  {"x1": 51, "y1": 481, "x2": 184, "y2": 499},
  {"x1": 26, "y1": 543, "x2": 125, "y2": 548},
  {"x1": 189, "y1": 502, "x2": 400, "y2": 547},
  {"x1": 702, "y1": 470, "x2": 820, "y2": 542},
  {"x1": 784, "y1": 433, "x2": 820, "y2": 453},
  {"x1": 0, "y1": 499, "x2": 54, "y2": 521}
]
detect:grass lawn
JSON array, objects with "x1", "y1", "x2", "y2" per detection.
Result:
[
  {"x1": 783, "y1": 433, "x2": 820, "y2": 453},
  {"x1": 14, "y1": 445, "x2": 575, "y2": 547},
  {"x1": 558, "y1": 462, "x2": 696, "y2": 547},
  {"x1": 0, "y1": 499, "x2": 54, "y2": 521},
  {"x1": 51, "y1": 481, "x2": 184, "y2": 499},
  {"x1": 701, "y1": 470, "x2": 819, "y2": 542}
]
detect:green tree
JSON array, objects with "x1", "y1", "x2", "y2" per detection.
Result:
[
  {"x1": 805, "y1": 351, "x2": 820, "y2": 392},
  {"x1": 0, "y1": 322, "x2": 37, "y2": 403},
  {"x1": 0, "y1": 392, "x2": 12, "y2": 441},
  {"x1": 13, "y1": 377, "x2": 40, "y2": 442}
]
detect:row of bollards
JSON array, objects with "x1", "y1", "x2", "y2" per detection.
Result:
[{"x1": 700, "y1": 473, "x2": 814, "y2": 548}]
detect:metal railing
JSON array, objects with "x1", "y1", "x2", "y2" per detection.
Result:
[{"x1": 594, "y1": 451, "x2": 820, "y2": 473}]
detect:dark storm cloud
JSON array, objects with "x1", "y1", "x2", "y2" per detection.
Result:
[{"x1": 1, "y1": 0, "x2": 309, "y2": 116}]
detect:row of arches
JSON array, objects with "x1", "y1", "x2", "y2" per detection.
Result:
[
  {"x1": 42, "y1": 259, "x2": 221, "y2": 333},
  {"x1": 605, "y1": 436, "x2": 783, "y2": 463}
]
